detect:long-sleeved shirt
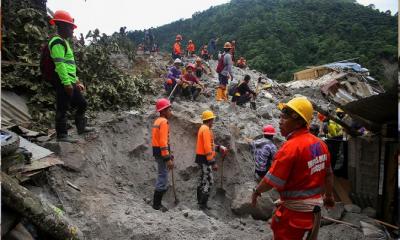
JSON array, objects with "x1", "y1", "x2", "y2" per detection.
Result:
[
  {"x1": 251, "y1": 138, "x2": 277, "y2": 172},
  {"x1": 167, "y1": 66, "x2": 181, "y2": 80},
  {"x1": 152, "y1": 117, "x2": 171, "y2": 160},
  {"x1": 195, "y1": 124, "x2": 220, "y2": 165},
  {"x1": 49, "y1": 35, "x2": 77, "y2": 85},
  {"x1": 182, "y1": 73, "x2": 200, "y2": 84},
  {"x1": 235, "y1": 81, "x2": 256, "y2": 96},
  {"x1": 173, "y1": 42, "x2": 181, "y2": 55}
]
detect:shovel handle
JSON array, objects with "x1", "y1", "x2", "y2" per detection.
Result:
[
  {"x1": 220, "y1": 155, "x2": 225, "y2": 189},
  {"x1": 171, "y1": 168, "x2": 178, "y2": 202}
]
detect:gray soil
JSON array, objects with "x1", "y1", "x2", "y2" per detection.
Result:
[{"x1": 34, "y1": 53, "x2": 371, "y2": 239}]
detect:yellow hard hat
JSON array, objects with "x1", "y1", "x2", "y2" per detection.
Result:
[
  {"x1": 223, "y1": 42, "x2": 232, "y2": 48},
  {"x1": 279, "y1": 97, "x2": 314, "y2": 125},
  {"x1": 336, "y1": 108, "x2": 344, "y2": 113},
  {"x1": 202, "y1": 110, "x2": 216, "y2": 121}
]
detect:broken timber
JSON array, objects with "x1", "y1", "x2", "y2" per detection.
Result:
[{"x1": 1, "y1": 172, "x2": 83, "y2": 239}]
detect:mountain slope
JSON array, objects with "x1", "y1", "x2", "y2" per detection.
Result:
[{"x1": 128, "y1": 0, "x2": 397, "y2": 85}]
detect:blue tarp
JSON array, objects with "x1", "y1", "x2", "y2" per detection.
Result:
[{"x1": 324, "y1": 62, "x2": 368, "y2": 72}]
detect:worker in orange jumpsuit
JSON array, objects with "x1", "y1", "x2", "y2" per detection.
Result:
[
  {"x1": 152, "y1": 98, "x2": 174, "y2": 212},
  {"x1": 196, "y1": 110, "x2": 227, "y2": 210},
  {"x1": 186, "y1": 40, "x2": 196, "y2": 57},
  {"x1": 251, "y1": 96, "x2": 335, "y2": 240},
  {"x1": 172, "y1": 34, "x2": 182, "y2": 60}
]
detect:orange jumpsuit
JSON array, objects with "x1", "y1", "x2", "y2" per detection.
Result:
[{"x1": 263, "y1": 128, "x2": 331, "y2": 240}]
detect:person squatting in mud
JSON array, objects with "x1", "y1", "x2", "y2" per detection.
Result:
[
  {"x1": 152, "y1": 98, "x2": 174, "y2": 212},
  {"x1": 195, "y1": 110, "x2": 227, "y2": 210}
]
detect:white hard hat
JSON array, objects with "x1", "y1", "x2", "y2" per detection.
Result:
[{"x1": 174, "y1": 58, "x2": 182, "y2": 64}]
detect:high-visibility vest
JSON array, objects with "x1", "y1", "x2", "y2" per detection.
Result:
[
  {"x1": 49, "y1": 35, "x2": 77, "y2": 85},
  {"x1": 152, "y1": 117, "x2": 170, "y2": 159},
  {"x1": 195, "y1": 124, "x2": 216, "y2": 164},
  {"x1": 173, "y1": 42, "x2": 181, "y2": 55}
]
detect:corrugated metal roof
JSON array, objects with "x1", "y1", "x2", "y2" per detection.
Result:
[
  {"x1": 343, "y1": 89, "x2": 397, "y2": 126},
  {"x1": 1, "y1": 90, "x2": 32, "y2": 128}
]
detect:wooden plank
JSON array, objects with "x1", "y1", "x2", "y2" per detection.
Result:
[{"x1": 334, "y1": 176, "x2": 353, "y2": 204}]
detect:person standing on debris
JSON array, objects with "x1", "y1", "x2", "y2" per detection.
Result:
[
  {"x1": 252, "y1": 96, "x2": 335, "y2": 240},
  {"x1": 186, "y1": 40, "x2": 196, "y2": 57},
  {"x1": 216, "y1": 42, "x2": 234, "y2": 101},
  {"x1": 251, "y1": 125, "x2": 277, "y2": 182},
  {"x1": 194, "y1": 57, "x2": 209, "y2": 79},
  {"x1": 327, "y1": 108, "x2": 344, "y2": 139},
  {"x1": 172, "y1": 34, "x2": 182, "y2": 60},
  {"x1": 180, "y1": 63, "x2": 204, "y2": 101},
  {"x1": 196, "y1": 110, "x2": 227, "y2": 210},
  {"x1": 152, "y1": 98, "x2": 174, "y2": 212},
  {"x1": 200, "y1": 45, "x2": 210, "y2": 61},
  {"x1": 165, "y1": 58, "x2": 183, "y2": 98},
  {"x1": 231, "y1": 75, "x2": 256, "y2": 107},
  {"x1": 48, "y1": 10, "x2": 95, "y2": 143}
]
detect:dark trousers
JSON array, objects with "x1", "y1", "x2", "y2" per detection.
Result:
[
  {"x1": 53, "y1": 81, "x2": 87, "y2": 137},
  {"x1": 232, "y1": 94, "x2": 252, "y2": 105}
]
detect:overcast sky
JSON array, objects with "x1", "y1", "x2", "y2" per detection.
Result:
[{"x1": 47, "y1": 0, "x2": 398, "y2": 37}]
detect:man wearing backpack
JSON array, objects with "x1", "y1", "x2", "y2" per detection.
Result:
[
  {"x1": 215, "y1": 42, "x2": 233, "y2": 101},
  {"x1": 46, "y1": 10, "x2": 94, "y2": 143}
]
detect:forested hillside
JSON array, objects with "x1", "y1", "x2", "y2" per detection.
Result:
[{"x1": 128, "y1": 0, "x2": 397, "y2": 86}]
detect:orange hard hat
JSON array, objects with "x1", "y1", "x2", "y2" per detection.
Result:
[
  {"x1": 176, "y1": 34, "x2": 182, "y2": 41},
  {"x1": 49, "y1": 10, "x2": 77, "y2": 29},
  {"x1": 156, "y1": 98, "x2": 171, "y2": 112},
  {"x1": 224, "y1": 42, "x2": 232, "y2": 48},
  {"x1": 263, "y1": 125, "x2": 276, "y2": 135},
  {"x1": 166, "y1": 79, "x2": 173, "y2": 85}
]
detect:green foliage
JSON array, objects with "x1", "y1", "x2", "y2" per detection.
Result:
[
  {"x1": 2, "y1": 0, "x2": 154, "y2": 129},
  {"x1": 128, "y1": 0, "x2": 397, "y2": 85}
]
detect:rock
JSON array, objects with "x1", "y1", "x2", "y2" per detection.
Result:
[
  {"x1": 256, "y1": 106, "x2": 272, "y2": 119},
  {"x1": 342, "y1": 212, "x2": 371, "y2": 228},
  {"x1": 318, "y1": 223, "x2": 365, "y2": 240},
  {"x1": 183, "y1": 210, "x2": 189, "y2": 218},
  {"x1": 361, "y1": 207, "x2": 376, "y2": 218},
  {"x1": 231, "y1": 182, "x2": 274, "y2": 220},
  {"x1": 321, "y1": 202, "x2": 345, "y2": 225},
  {"x1": 344, "y1": 204, "x2": 362, "y2": 213},
  {"x1": 360, "y1": 221, "x2": 388, "y2": 239}
]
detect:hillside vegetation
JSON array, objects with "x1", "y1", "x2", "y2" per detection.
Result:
[{"x1": 128, "y1": 0, "x2": 397, "y2": 86}]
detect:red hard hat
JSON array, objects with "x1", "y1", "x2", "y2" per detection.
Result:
[
  {"x1": 166, "y1": 79, "x2": 173, "y2": 85},
  {"x1": 49, "y1": 10, "x2": 77, "y2": 29},
  {"x1": 156, "y1": 98, "x2": 171, "y2": 112},
  {"x1": 186, "y1": 63, "x2": 195, "y2": 70},
  {"x1": 262, "y1": 125, "x2": 276, "y2": 135}
]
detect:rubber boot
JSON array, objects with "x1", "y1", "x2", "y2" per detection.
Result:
[
  {"x1": 199, "y1": 192, "x2": 211, "y2": 210},
  {"x1": 75, "y1": 116, "x2": 96, "y2": 135},
  {"x1": 152, "y1": 190, "x2": 168, "y2": 212},
  {"x1": 221, "y1": 88, "x2": 228, "y2": 101},
  {"x1": 216, "y1": 88, "x2": 222, "y2": 101}
]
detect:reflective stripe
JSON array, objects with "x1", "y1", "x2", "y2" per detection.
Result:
[
  {"x1": 160, "y1": 147, "x2": 168, "y2": 150},
  {"x1": 265, "y1": 172, "x2": 286, "y2": 187},
  {"x1": 53, "y1": 58, "x2": 65, "y2": 63},
  {"x1": 65, "y1": 60, "x2": 76, "y2": 65},
  {"x1": 205, "y1": 152, "x2": 213, "y2": 156},
  {"x1": 281, "y1": 187, "x2": 322, "y2": 198}
]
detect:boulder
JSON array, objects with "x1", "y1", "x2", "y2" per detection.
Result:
[
  {"x1": 256, "y1": 106, "x2": 272, "y2": 119},
  {"x1": 344, "y1": 204, "x2": 362, "y2": 214},
  {"x1": 231, "y1": 182, "x2": 274, "y2": 220},
  {"x1": 318, "y1": 223, "x2": 365, "y2": 240}
]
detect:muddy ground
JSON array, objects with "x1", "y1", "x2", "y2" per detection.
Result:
[{"x1": 28, "y1": 53, "x2": 372, "y2": 239}]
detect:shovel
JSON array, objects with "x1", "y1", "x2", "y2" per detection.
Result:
[
  {"x1": 171, "y1": 168, "x2": 179, "y2": 205},
  {"x1": 216, "y1": 155, "x2": 227, "y2": 197},
  {"x1": 168, "y1": 82, "x2": 179, "y2": 100}
]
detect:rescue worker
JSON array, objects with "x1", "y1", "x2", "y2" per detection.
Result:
[
  {"x1": 196, "y1": 110, "x2": 227, "y2": 210},
  {"x1": 172, "y1": 34, "x2": 182, "y2": 60},
  {"x1": 236, "y1": 57, "x2": 247, "y2": 69},
  {"x1": 165, "y1": 58, "x2": 182, "y2": 99},
  {"x1": 194, "y1": 57, "x2": 209, "y2": 79},
  {"x1": 252, "y1": 96, "x2": 335, "y2": 240},
  {"x1": 251, "y1": 125, "x2": 277, "y2": 181},
  {"x1": 201, "y1": 45, "x2": 210, "y2": 61},
  {"x1": 231, "y1": 75, "x2": 256, "y2": 107},
  {"x1": 152, "y1": 98, "x2": 174, "y2": 212},
  {"x1": 327, "y1": 108, "x2": 344, "y2": 139},
  {"x1": 326, "y1": 108, "x2": 345, "y2": 174},
  {"x1": 49, "y1": 10, "x2": 94, "y2": 143},
  {"x1": 180, "y1": 63, "x2": 203, "y2": 101},
  {"x1": 216, "y1": 42, "x2": 234, "y2": 101},
  {"x1": 186, "y1": 40, "x2": 196, "y2": 57}
]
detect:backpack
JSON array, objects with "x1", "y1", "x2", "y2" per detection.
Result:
[
  {"x1": 40, "y1": 37, "x2": 67, "y2": 82},
  {"x1": 215, "y1": 53, "x2": 225, "y2": 73},
  {"x1": 228, "y1": 81, "x2": 242, "y2": 96}
]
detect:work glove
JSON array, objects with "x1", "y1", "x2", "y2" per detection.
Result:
[
  {"x1": 64, "y1": 85, "x2": 73, "y2": 97},
  {"x1": 220, "y1": 146, "x2": 228, "y2": 156},
  {"x1": 166, "y1": 159, "x2": 174, "y2": 170}
]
